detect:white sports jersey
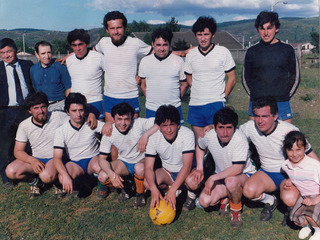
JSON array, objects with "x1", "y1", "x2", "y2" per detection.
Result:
[
  {"x1": 100, "y1": 118, "x2": 155, "y2": 163},
  {"x1": 138, "y1": 53, "x2": 186, "y2": 111},
  {"x1": 198, "y1": 129, "x2": 256, "y2": 175},
  {"x1": 184, "y1": 45, "x2": 235, "y2": 106},
  {"x1": 54, "y1": 120, "x2": 104, "y2": 161},
  {"x1": 95, "y1": 36, "x2": 151, "y2": 99},
  {"x1": 239, "y1": 120, "x2": 312, "y2": 172},
  {"x1": 146, "y1": 126, "x2": 195, "y2": 172},
  {"x1": 66, "y1": 50, "x2": 104, "y2": 103},
  {"x1": 16, "y1": 111, "x2": 69, "y2": 159}
]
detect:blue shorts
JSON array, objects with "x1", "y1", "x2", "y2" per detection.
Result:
[
  {"x1": 104, "y1": 96, "x2": 140, "y2": 113},
  {"x1": 70, "y1": 157, "x2": 92, "y2": 174},
  {"x1": 146, "y1": 106, "x2": 184, "y2": 125},
  {"x1": 36, "y1": 157, "x2": 51, "y2": 164},
  {"x1": 188, "y1": 102, "x2": 225, "y2": 127},
  {"x1": 89, "y1": 101, "x2": 104, "y2": 120},
  {"x1": 248, "y1": 101, "x2": 293, "y2": 120},
  {"x1": 163, "y1": 168, "x2": 179, "y2": 181},
  {"x1": 120, "y1": 160, "x2": 136, "y2": 176},
  {"x1": 260, "y1": 168, "x2": 285, "y2": 190}
]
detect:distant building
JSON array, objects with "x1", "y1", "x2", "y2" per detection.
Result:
[
  {"x1": 132, "y1": 31, "x2": 244, "y2": 50},
  {"x1": 290, "y1": 42, "x2": 316, "y2": 54}
]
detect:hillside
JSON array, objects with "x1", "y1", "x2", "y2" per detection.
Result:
[{"x1": 0, "y1": 16, "x2": 318, "y2": 53}]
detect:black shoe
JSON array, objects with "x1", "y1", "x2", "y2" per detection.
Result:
[
  {"x1": 260, "y1": 196, "x2": 278, "y2": 221},
  {"x1": 183, "y1": 196, "x2": 196, "y2": 211},
  {"x1": 134, "y1": 193, "x2": 146, "y2": 208},
  {"x1": 96, "y1": 186, "x2": 110, "y2": 200},
  {"x1": 119, "y1": 188, "x2": 130, "y2": 202},
  {"x1": 281, "y1": 207, "x2": 291, "y2": 227}
]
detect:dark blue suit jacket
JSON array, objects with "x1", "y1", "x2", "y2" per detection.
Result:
[{"x1": 0, "y1": 59, "x2": 34, "y2": 107}]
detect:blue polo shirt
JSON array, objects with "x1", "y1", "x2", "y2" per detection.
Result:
[{"x1": 30, "y1": 61, "x2": 71, "y2": 101}]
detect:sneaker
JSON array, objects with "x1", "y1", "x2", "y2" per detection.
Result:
[
  {"x1": 219, "y1": 202, "x2": 230, "y2": 216},
  {"x1": 230, "y1": 211, "x2": 243, "y2": 228},
  {"x1": 134, "y1": 193, "x2": 146, "y2": 208},
  {"x1": 96, "y1": 186, "x2": 110, "y2": 200},
  {"x1": 310, "y1": 231, "x2": 320, "y2": 240},
  {"x1": 54, "y1": 186, "x2": 67, "y2": 199},
  {"x1": 29, "y1": 185, "x2": 41, "y2": 199},
  {"x1": 118, "y1": 188, "x2": 130, "y2": 202},
  {"x1": 298, "y1": 226, "x2": 312, "y2": 239},
  {"x1": 260, "y1": 196, "x2": 278, "y2": 221},
  {"x1": 183, "y1": 196, "x2": 196, "y2": 211}
]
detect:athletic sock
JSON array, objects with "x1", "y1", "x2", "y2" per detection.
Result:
[
  {"x1": 230, "y1": 201, "x2": 242, "y2": 212},
  {"x1": 134, "y1": 173, "x2": 145, "y2": 194},
  {"x1": 314, "y1": 227, "x2": 320, "y2": 233},
  {"x1": 220, "y1": 197, "x2": 229, "y2": 205},
  {"x1": 187, "y1": 190, "x2": 196, "y2": 199},
  {"x1": 252, "y1": 193, "x2": 275, "y2": 205},
  {"x1": 28, "y1": 176, "x2": 39, "y2": 186}
]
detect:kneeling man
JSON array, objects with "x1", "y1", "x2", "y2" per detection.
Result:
[
  {"x1": 53, "y1": 93, "x2": 103, "y2": 195},
  {"x1": 6, "y1": 92, "x2": 68, "y2": 198},
  {"x1": 145, "y1": 105, "x2": 195, "y2": 210},
  {"x1": 98, "y1": 102, "x2": 158, "y2": 208},
  {"x1": 186, "y1": 107, "x2": 256, "y2": 228}
]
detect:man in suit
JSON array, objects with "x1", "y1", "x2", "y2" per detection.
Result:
[{"x1": 0, "y1": 38, "x2": 34, "y2": 187}]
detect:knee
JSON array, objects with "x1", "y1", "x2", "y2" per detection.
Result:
[
  {"x1": 242, "y1": 182, "x2": 256, "y2": 199},
  {"x1": 225, "y1": 176, "x2": 240, "y2": 193},
  {"x1": 199, "y1": 194, "x2": 211, "y2": 208},
  {"x1": 39, "y1": 172, "x2": 56, "y2": 184},
  {"x1": 134, "y1": 163, "x2": 144, "y2": 177},
  {"x1": 184, "y1": 175, "x2": 199, "y2": 191},
  {"x1": 98, "y1": 171, "x2": 109, "y2": 183},
  {"x1": 5, "y1": 164, "x2": 17, "y2": 179},
  {"x1": 281, "y1": 189, "x2": 299, "y2": 208}
]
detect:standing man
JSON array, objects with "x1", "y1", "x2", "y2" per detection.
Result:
[
  {"x1": 53, "y1": 92, "x2": 103, "y2": 194},
  {"x1": 138, "y1": 28, "x2": 188, "y2": 123},
  {"x1": 30, "y1": 41, "x2": 71, "y2": 111},
  {"x1": 5, "y1": 92, "x2": 68, "y2": 198},
  {"x1": 144, "y1": 105, "x2": 195, "y2": 210},
  {"x1": 66, "y1": 29, "x2": 105, "y2": 120},
  {"x1": 185, "y1": 107, "x2": 256, "y2": 228},
  {"x1": 95, "y1": 11, "x2": 152, "y2": 122},
  {"x1": 98, "y1": 102, "x2": 158, "y2": 207},
  {"x1": 240, "y1": 97, "x2": 318, "y2": 221},
  {"x1": 0, "y1": 38, "x2": 34, "y2": 187},
  {"x1": 242, "y1": 11, "x2": 300, "y2": 123},
  {"x1": 31, "y1": 41, "x2": 71, "y2": 111},
  {"x1": 184, "y1": 16, "x2": 236, "y2": 140}
]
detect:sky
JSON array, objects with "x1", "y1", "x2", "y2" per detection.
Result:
[{"x1": 0, "y1": 0, "x2": 318, "y2": 31}]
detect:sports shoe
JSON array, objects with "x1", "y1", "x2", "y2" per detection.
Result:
[
  {"x1": 96, "y1": 186, "x2": 110, "y2": 200},
  {"x1": 183, "y1": 196, "x2": 196, "y2": 211},
  {"x1": 29, "y1": 178, "x2": 44, "y2": 199},
  {"x1": 134, "y1": 193, "x2": 146, "y2": 208},
  {"x1": 230, "y1": 211, "x2": 243, "y2": 228},
  {"x1": 118, "y1": 188, "x2": 130, "y2": 202},
  {"x1": 54, "y1": 186, "x2": 67, "y2": 198},
  {"x1": 298, "y1": 226, "x2": 312, "y2": 239},
  {"x1": 219, "y1": 202, "x2": 230, "y2": 216},
  {"x1": 260, "y1": 196, "x2": 278, "y2": 221},
  {"x1": 29, "y1": 185, "x2": 41, "y2": 199},
  {"x1": 309, "y1": 231, "x2": 320, "y2": 240}
]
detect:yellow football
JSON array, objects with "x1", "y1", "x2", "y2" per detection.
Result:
[{"x1": 149, "y1": 200, "x2": 176, "y2": 225}]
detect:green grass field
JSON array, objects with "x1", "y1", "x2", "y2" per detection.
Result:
[{"x1": 0, "y1": 56, "x2": 319, "y2": 240}]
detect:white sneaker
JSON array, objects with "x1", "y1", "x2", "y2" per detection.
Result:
[
  {"x1": 298, "y1": 226, "x2": 311, "y2": 239},
  {"x1": 309, "y1": 231, "x2": 320, "y2": 240}
]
